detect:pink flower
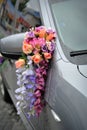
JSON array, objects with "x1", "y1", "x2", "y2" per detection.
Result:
[
  {"x1": 36, "y1": 77, "x2": 45, "y2": 86},
  {"x1": 37, "y1": 85, "x2": 44, "y2": 91},
  {"x1": 30, "y1": 38, "x2": 46, "y2": 52},
  {"x1": 34, "y1": 98, "x2": 41, "y2": 105},
  {"x1": 34, "y1": 90, "x2": 41, "y2": 97},
  {"x1": 34, "y1": 104, "x2": 43, "y2": 116},
  {"x1": 38, "y1": 38, "x2": 46, "y2": 46},
  {"x1": 33, "y1": 38, "x2": 41, "y2": 51}
]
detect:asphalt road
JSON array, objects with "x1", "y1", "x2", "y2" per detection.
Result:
[{"x1": 0, "y1": 81, "x2": 26, "y2": 130}]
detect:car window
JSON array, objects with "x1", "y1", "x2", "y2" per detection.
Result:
[
  {"x1": 49, "y1": 0, "x2": 87, "y2": 51},
  {"x1": 48, "y1": 0, "x2": 87, "y2": 65},
  {"x1": 51, "y1": 0, "x2": 87, "y2": 50}
]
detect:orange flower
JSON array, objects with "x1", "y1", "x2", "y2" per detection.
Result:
[
  {"x1": 34, "y1": 27, "x2": 46, "y2": 38},
  {"x1": 22, "y1": 44, "x2": 33, "y2": 54},
  {"x1": 39, "y1": 29, "x2": 46, "y2": 38},
  {"x1": 23, "y1": 39, "x2": 28, "y2": 44},
  {"x1": 31, "y1": 53, "x2": 42, "y2": 64},
  {"x1": 43, "y1": 52, "x2": 52, "y2": 60},
  {"x1": 46, "y1": 33, "x2": 55, "y2": 41},
  {"x1": 15, "y1": 59, "x2": 25, "y2": 68}
]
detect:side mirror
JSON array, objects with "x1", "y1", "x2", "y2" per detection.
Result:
[{"x1": 0, "y1": 33, "x2": 25, "y2": 59}]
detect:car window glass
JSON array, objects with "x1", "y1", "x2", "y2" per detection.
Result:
[{"x1": 49, "y1": 0, "x2": 87, "y2": 51}]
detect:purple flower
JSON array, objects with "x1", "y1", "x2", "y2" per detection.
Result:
[
  {"x1": 26, "y1": 75, "x2": 36, "y2": 83},
  {"x1": 31, "y1": 97, "x2": 36, "y2": 104},
  {"x1": 15, "y1": 87, "x2": 26, "y2": 93},
  {"x1": 25, "y1": 84, "x2": 34, "y2": 89},
  {"x1": 15, "y1": 94, "x2": 23, "y2": 100},
  {"x1": 42, "y1": 70, "x2": 47, "y2": 76},
  {"x1": 29, "y1": 104, "x2": 34, "y2": 109},
  {"x1": 41, "y1": 45, "x2": 48, "y2": 52},
  {"x1": 22, "y1": 69, "x2": 34, "y2": 76},
  {"x1": 16, "y1": 67, "x2": 25, "y2": 74},
  {"x1": 27, "y1": 31, "x2": 35, "y2": 38},
  {"x1": 35, "y1": 66, "x2": 47, "y2": 79},
  {"x1": 24, "y1": 92, "x2": 34, "y2": 101},
  {"x1": 29, "y1": 75, "x2": 36, "y2": 82},
  {"x1": 17, "y1": 80, "x2": 22, "y2": 86},
  {"x1": 0, "y1": 56, "x2": 4, "y2": 64},
  {"x1": 46, "y1": 28, "x2": 55, "y2": 34},
  {"x1": 35, "y1": 26, "x2": 46, "y2": 32},
  {"x1": 39, "y1": 60, "x2": 48, "y2": 69},
  {"x1": 27, "y1": 92, "x2": 33, "y2": 97},
  {"x1": 48, "y1": 42, "x2": 55, "y2": 52}
]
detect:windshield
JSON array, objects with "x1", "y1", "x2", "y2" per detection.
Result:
[{"x1": 49, "y1": 0, "x2": 87, "y2": 51}]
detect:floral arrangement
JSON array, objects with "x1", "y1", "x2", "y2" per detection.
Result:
[{"x1": 15, "y1": 26, "x2": 56, "y2": 118}]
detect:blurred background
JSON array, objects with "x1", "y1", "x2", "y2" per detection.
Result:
[{"x1": 0, "y1": 0, "x2": 41, "y2": 38}]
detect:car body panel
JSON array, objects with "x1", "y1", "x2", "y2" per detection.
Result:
[{"x1": 47, "y1": 59, "x2": 87, "y2": 130}]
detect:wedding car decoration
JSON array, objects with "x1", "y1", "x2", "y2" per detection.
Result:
[{"x1": 15, "y1": 26, "x2": 56, "y2": 118}]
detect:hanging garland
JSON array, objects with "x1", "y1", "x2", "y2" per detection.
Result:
[{"x1": 15, "y1": 26, "x2": 56, "y2": 118}]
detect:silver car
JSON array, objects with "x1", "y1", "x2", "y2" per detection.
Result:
[{"x1": 0, "y1": 0, "x2": 87, "y2": 130}]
